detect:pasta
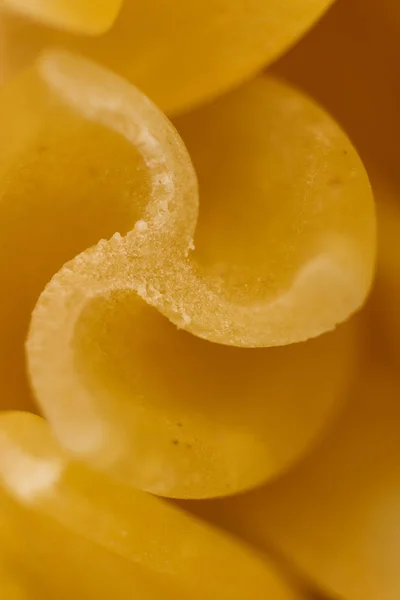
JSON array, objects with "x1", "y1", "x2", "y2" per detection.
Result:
[
  {"x1": 0, "y1": 411, "x2": 303, "y2": 600},
  {"x1": 185, "y1": 362, "x2": 400, "y2": 600},
  {"x1": 0, "y1": 0, "x2": 335, "y2": 114},
  {"x1": 0, "y1": 0, "x2": 397, "y2": 598},
  {"x1": 0, "y1": 0, "x2": 123, "y2": 35},
  {"x1": 0, "y1": 50, "x2": 370, "y2": 497},
  {"x1": 274, "y1": 0, "x2": 400, "y2": 185},
  {"x1": 0, "y1": 559, "x2": 34, "y2": 600}
]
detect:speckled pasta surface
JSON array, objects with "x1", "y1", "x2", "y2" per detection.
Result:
[{"x1": 0, "y1": 50, "x2": 372, "y2": 497}]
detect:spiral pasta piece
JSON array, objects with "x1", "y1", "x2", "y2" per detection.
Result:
[
  {"x1": 0, "y1": 50, "x2": 365, "y2": 496},
  {"x1": 1, "y1": 0, "x2": 335, "y2": 114},
  {"x1": 0, "y1": 0, "x2": 123, "y2": 35},
  {"x1": 0, "y1": 411, "x2": 304, "y2": 600},
  {"x1": 0, "y1": 0, "x2": 392, "y2": 597},
  {"x1": 184, "y1": 362, "x2": 400, "y2": 600}
]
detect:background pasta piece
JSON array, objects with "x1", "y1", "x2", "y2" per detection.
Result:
[
  {"x1": 1, "y1": 0, "x2": 334, "y2": 114},
  {"x1": 0, "y1": 411, "x2": 304, "y2": 600},
  {"x1": 0, "y1": 0, "x2": 123, "y2": 35},
  {"x1": 274, "y1": 0, "x2": 400, "y2": 186},
  {"x1": 181, "y1": 362, "x2": 400, "y2": 600},
  {"x1": 0, "y1": 479, "x2": 181, "y2": 600},
  {"x1": 0, "y1": 555, "x2": 39, "y2": 600}
]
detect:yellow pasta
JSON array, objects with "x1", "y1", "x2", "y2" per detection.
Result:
[
  {"x1": 0, "y1": 0, "x2": 394, "y2": 595},
  {"x1": 0, "y1": 50, "x2": 367, "y2": 497},
  {"x1": 183, "y1": 362, "x2": 400, "y2": 600},
  {"x1": 0, "y1": 0, "x2": 123, "y2": 35},
  {"x1": 0, "y1": 558, "x2": 35, "y2": 600},
  {"x1": 0, "y1": 0, "x2": 335, "y2": 114},
  {"x1": 0, "y1": 411, "x2": 303, "y2": 600},
  {"x1": 274, "y1": 0, "x2": 400, "y2": 184},
  {"x1": 58, "y1": 300, "x2": 358, "y2": 498}
]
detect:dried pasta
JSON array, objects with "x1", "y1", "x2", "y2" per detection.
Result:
[
  {"x1": 0, "y1": 0, "x2": 335, "y2": 114},
  {"x1": 0, "y1": 411, "x2": 303, "y2": 600},
  {"x1": 0, "y1": 50, "x2": 371, "y2": 498},
  {"x1": 0, "y1": 0, "x2": 398, "y2": 599},
  {"x1": 185, "y1": 363, "x2": 400, "y2": 600},
  {"x1": 0, "y1": 0, "x2": 123, "y2": 35}
]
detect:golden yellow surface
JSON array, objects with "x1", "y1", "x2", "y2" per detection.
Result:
[
  {"x1": 173, "y1": 80, "x2": 376, "y2": 322},
  {"x1": 0, "y1": 50, "x2": 370, "y2": 497},
  {"x1": 0, "y1": 0, "x2": 123, "y2": 35},
  {"x1": 0, "y1": 411, "x2": 303, "y2": 600},
  {"x1": 0, "y1": 0, "x2": 396, "y2": 596},
  {"x1": 183, "y1": 361, "x2": 400, "y2": 600},
  {"x1": 68, "y1": 302, "x2": 357, "y2": 498},
  {"x1": 0, "y1": 0, "x2": 335, "y2": 114},
  {"x1": 0, "y1": 558, "x2": 35, "y2": 600}
]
